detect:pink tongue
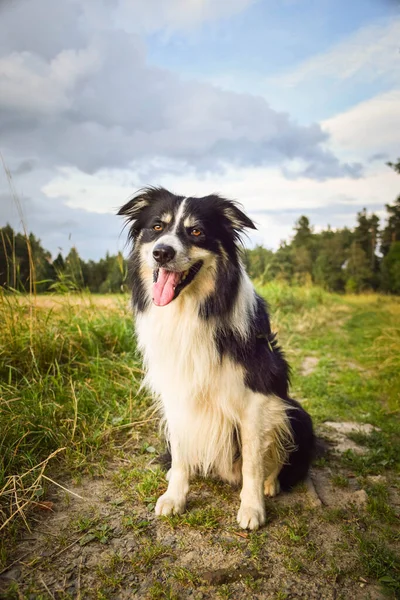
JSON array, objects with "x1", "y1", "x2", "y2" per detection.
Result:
[{"x1": 153, "y1": 269, "x2": 181, "y2": 306}]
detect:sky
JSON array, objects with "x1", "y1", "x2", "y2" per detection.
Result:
[{"x1": 0, "y1": 0, "x2": 399, "y2": 260}]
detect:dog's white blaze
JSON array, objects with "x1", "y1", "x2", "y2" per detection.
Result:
[
  {"x1": 152, "y1": 233, "x2": 184, "y2": 255},
  {"x1": 172, "y1": 197, "x2": 188, "y2": 233}
]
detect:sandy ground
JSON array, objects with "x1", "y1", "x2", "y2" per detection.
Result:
[{"x1": 1, "y1": 422, "x2": 396, "y2": 600}]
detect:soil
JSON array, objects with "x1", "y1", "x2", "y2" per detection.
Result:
[{"x1": 0, "y1": 424, "x2": 396, "y2": 600}]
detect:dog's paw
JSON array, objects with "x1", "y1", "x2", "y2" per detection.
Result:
[
  {"x1": 237, "y1": 504, "x2": 266, "y2": 530},
  {"x1": 155, "y1": 493, "x2": 186, "y2": 517},
  {"x1": 264, "y1": 477, "x2": 280, "y2": 497}
]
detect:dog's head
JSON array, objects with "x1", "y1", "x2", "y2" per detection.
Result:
[{"x1": 118, "y1": 187, "x2": 256, "y2": 308}]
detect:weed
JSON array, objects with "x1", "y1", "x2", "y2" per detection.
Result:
[
  {"x1": 172, "y1": 566, "x2": 200, "y2": 586},
  {"x1": 165, "y1": 505, "x2": 223, "y2": 530},
  {"x1": 248, "y1": 531, "x2": 268, "y2": 557},
  {"x1": 114, "y1": 467, "x2": 165, "y2": 508},
  {"x1": 365, "y1": 483, "x2": 398, "y2": 524},
  {"x1": 331, "y1": 474, "x2": 349, "y2": 488},
  {"x1": 123, "y1": 514, "x2": 151, "y2": 533},
  {"x1": 217, "y1": 584, "x2": 232, "y2": 598},
  {"x1": 279, "y1": 515, "x2": 309, "y2": 545},
  {"x1": 147, "y1": 581, "x2": 177, "y2": 600},
  {"x1": 284, "y1": 556, "x2": 305, "y2": 573},
  {"x1": 355, "y1": 532, "x2": 400, "y2": 594},
  {"x1": 73, "y1": 514, "x2": 99, "y2": 533},
  {"x1": 131, "y1": 541, "x2": 172, "y2": 571}
]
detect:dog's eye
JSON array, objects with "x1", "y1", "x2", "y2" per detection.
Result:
[
  {"x1": 191, "y1": 228, "x2": 202, "y2": 237},
  {"x1": 153, "y1": 223, "x2": 163, "y2": 232}
]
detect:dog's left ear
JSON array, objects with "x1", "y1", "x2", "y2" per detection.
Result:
[{"x1": 223, "y1": 201, "x2": 257, "y2": 232}]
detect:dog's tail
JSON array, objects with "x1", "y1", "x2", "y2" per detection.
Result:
[{"x1": 278, "y1": 398, "x2": 316, "y2": 491}]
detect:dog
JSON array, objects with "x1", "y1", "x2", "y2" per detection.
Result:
[{"x1": 118, "y1": 187, "x2": 315, "y2": 530}]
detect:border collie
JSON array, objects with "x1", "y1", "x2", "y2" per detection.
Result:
[{"x1": 119, "y1": 187, "x2": 314, "y2": 530}]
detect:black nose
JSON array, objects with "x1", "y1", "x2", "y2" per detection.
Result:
[{"x1": 153, "y1": 244, "x2": 176, "y2": 265}]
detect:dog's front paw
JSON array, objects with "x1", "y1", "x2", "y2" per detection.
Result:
[
  {"x1": 237, "y1": 504, "x2": 266, "y2": 530},
  {"x1": 237, "y1": 505, "x2": 266, "y2": 530},
  {"x1": 155, "y1": 493, "x2": 186, "y2": 517}
]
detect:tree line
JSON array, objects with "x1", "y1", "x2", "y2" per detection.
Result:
[
  {"x1": 243, "y1": 159, "x2": 400, "y2": 293},
  {"x1": 0, "y1": 229, "x2": 126, "y2": 294},
  {"x1": 1, "y1": 160, "x2": 399, "y2": 295}
]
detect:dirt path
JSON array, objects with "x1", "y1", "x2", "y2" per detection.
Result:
[{"x1": 1, "y1": 424, "x2": 396, "y2": 600}]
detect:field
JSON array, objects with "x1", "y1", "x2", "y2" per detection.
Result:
[{"x1": 0, "y1": 285, "x2": 399, "y2": 599}]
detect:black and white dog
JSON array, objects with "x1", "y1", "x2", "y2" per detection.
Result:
[{"x1": 119, "y1": 187, "x2": 314, "y2": 530}]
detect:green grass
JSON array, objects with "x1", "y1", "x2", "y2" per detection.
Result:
[
  {"x1": 1, "y1": 283, "x2": 400, "y2": 597},
  {"x1": 0, "y1": 292, "x2": 146, "y2": 540}
]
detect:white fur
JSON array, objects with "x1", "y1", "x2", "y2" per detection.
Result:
[
  {"x1": 172, "y1": 197, "x2": 188, "y2": 232},
  {"x1": 135, "y1": 260, "x2": 290, "y2": 530}
]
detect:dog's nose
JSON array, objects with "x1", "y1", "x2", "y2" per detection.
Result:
[{"x1": 153, "y1": 244, "x2": 176, "y2": 265}]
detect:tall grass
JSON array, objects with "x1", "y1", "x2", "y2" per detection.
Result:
[{"x1": 0, "y1": 292, "x2": 147, "y2": 533}]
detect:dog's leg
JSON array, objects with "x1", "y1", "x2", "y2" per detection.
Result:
[
  {"x1": 264, "y1": 468, "x2": 281, "y2": 497},
  {"x1": 155, "y1": 437, "x2": 189, "y2": 517},
  {"x1": 263, "y1": 444, "x2": 282, "y2": 497},
  {"x1": 237, "y1": 395, "x2": 266, "y2": 531}
]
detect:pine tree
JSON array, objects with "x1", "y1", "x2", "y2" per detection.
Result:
[
  {"x1": 345, "y1": 242, "x2": 373, "y2": 293},
  {"x1": 381, "y1": 197, "x2": 400, "y2": 257}
]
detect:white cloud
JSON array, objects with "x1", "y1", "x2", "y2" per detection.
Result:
[
  {"x1": 38, "y1": 78, "x2": 400, "y2": 255},
  {"x1": 273, "y1": 17, "x2": 400, "y2": 87},
  {"x1": 1, "y1": 27, "x2": 357, "y2": 179},
  {"x1": 0, "y1": 47, "x2": 100, "y2": 115},
  {"x1": 40, "y1": 155, "x2": 398, "y2": 249},
  {"x1": 323, "y1": 90, "x2": 400, "y2": 161}
]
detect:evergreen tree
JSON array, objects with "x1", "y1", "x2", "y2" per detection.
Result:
[
  {"x1": 292, "y1": 246, "x2": 313, "y2": 285},
  {"x1": 381, "y1": 197, "x2": 400, "y2": 257},
  {"x1": 313, "y1": 237, "x2": 346, "y2": 291},
  {"x1": 387, "y1": 158, "x2": 400, "y2": 175},
  {"x1": 381, "y1": 242, "x2": 400, "y2": 293},
  {"x1": 345, "y1": 242, "x2": 373, "y2": 293},
  {"x1": 293, "y1": 216, "x2": 313, "y2": 250},
  {"x1": 354, "y1": 208, "x2": 379, "y2": 272},
  {"x1": 269, "y1": 243, "x2": 294, "y2": 282},
  {"x1": 64, "y1": 247, "x2": 85, "y2": 289}
]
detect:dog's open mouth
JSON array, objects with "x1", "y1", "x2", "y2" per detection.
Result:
[{"x1": 152, "y1": 261, "x2": 203, "y2": 307}]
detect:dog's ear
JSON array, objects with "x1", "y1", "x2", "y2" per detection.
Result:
[
  {"x1": 223, "y1": 200, "x2": 257, "y2": 232},
  {"x1": 118, "y1": 187, "x2": 165, "y2": 239},
  {"x1": 118, "y1": 187, "x2": 163, "y2": 220}
]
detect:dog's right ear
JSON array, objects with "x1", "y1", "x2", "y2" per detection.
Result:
[
  {"x1": 118, "y1": 187, "x2": 158, "y2": 220},
  {"x1": 118, "y1": 187, "x2": 164, "y2": 238}
]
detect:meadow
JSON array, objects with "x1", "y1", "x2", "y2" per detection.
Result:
[{"x1": 0, "y1": 285, "x2": 399, "y2": 599}]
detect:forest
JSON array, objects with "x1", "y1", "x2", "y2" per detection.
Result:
[{"x1": 1, "y1": 160, "x2": 399, "y2": 295}]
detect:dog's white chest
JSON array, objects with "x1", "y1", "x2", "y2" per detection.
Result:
[
  {"x1": 136, "y1": 299, "x2": 220, "y2": 401},
  {"x1": 136, "y1": 300, "x2": 246, "y2": 474}
]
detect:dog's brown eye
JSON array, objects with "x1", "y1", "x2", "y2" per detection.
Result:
[
  {"x1": 191, "y1": 228, "x2": 202, "y2": 237},
  {"x1": 153, "y1": 224, "x2": 163, "y2": 232}
]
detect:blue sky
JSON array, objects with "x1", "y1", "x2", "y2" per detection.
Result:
[
  {"x1": 0, "y1": 0, "x2": 399, "y2": 259},
  {"x1": 147, "y1": 0, "x2": 398, "y2": 119}
]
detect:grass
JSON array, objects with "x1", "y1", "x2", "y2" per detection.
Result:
[
  {"x1": 1, "y1": 283, "x2": 400, "y2": 598},
  {"x1": 0, "y1": 291, "x2": 147, "y2": 541}
]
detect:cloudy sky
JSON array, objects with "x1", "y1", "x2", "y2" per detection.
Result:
[{"x1": 1, "y1": 0, "x2": 399, "y2": 259}]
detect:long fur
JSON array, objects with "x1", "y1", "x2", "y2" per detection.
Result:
[{"x1": 119, "y1": 187, "x2": 315, "y2": 530}]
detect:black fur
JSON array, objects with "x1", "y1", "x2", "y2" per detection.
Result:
[{"x1": 119, "y1": 187, "x2": 315, "y2": 491}]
